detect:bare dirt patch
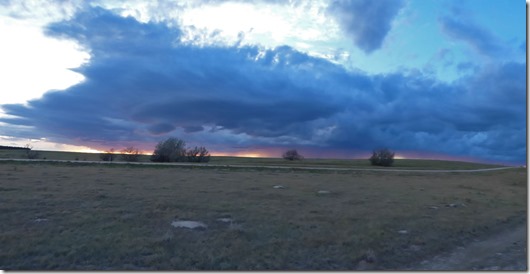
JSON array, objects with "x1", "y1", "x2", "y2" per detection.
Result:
[{"x1": 409, "y1": 223, "x2": 526, "y2": 270}]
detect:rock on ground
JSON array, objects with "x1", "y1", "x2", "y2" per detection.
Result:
[{"x1": 171, "y1": 220, "x2": 207, "y2": 230}]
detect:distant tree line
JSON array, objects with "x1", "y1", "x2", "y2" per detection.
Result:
[
  {"x1": 0, "y1": 144, "x2": 40, "y2": 159},
  {"x1": 97, "y1": 138, "x2": 394, "y2": 167},
  {"x1": 100, "y1": 147, "x2": 141, "y2": 162},
  {"x1": 0, "y1": 145, "x2": 30, "y2": 150},
  {"x1": 99, "y1": 137, "x2": 210, "y2": 163}
]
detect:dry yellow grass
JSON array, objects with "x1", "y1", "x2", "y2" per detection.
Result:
[{"x1": 0, "y1": 162, "x2": 526, "y2": 270}]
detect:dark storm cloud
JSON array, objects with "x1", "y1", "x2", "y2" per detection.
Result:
[
  {"x1": 1, "y1": 7, "x2": 350, "y2": 142},
  {"x1": 325, "y1": 62, "x2": 526, "y2": 163},
  {"x1": 148, "y1": 123, "x2": 177, "y2": 135},
  {"x1": 327, "y1": 0, "x2": 405, "y2": 54},
  {"x1": 0, "y1": 6, "x2": 526, "y2": 164}
]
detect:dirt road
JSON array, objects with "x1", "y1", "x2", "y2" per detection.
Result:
[{"x1": 408, "y1": 224, "x2": 527, "y2": 270}]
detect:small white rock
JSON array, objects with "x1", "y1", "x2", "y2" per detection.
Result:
[
  {"x1": 217, "y1": 218, "x2": 233, "y2": 223},
  {"x1": 171, "y1": 220, "x2": 207, "y2": 229}
]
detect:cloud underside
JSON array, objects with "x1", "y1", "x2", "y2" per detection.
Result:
[
  {"x1": 327, "y1": 0, "x2": 405, "y2": 53},
  {"x1": 440, "y1": 15, "x2": 505, "y2": 58},
  {"x1": 0, "y1": 7, "x2": 526, "y2": 164}
]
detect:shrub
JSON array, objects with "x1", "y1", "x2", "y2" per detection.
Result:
[
  {"x1": 100, "y1": 148, "x2": 116, "y2": 162},
  {"x1": 120, "y1": 146, "x2": 140, "y2": 162},
  {"x1": 151, "y1": 138, "x2": 212, "y2": 163},
  {"x1": 282, "y1": 149, "x2": 303, "y2": 161},
  {"x1": 186, "y1": 146, "x2": 211, "y2": 162},
  {"x1": 24, "y1": 144, "x2": 40, "y2": 159},
  {"x1": 150, "y1": 138, "x2": 186, "y2": 162},
  {"x1": 369, "y1": 148, "x2": 395, "y2": 167}
]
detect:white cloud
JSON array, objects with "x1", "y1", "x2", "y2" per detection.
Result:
[
  {"x1": 0, "y1": 0, "x2": 81, "y2": 25},
  {"x1": 0, "y1": 1, "x2": 89, "y2": 107},
  {"x1": 0, "y1": 16, "x2": 89, "y2": 105},
  {"x1": 0, "y1": 134, "x2": 102, "y2": 153},
  {"x1": 0, "y1": 1, "x2": 351, "y2": 71},
  {"x1": 176, "y1": 1, "x2": 345, "y2": 63}
]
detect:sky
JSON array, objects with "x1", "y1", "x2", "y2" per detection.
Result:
[{"x1": 0, "y1": 0, "x2": 526, "y2": 165}]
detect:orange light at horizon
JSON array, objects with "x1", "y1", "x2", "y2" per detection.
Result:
[
  {"x1": 211, "y1": 150, "x2": 271, "y2": 158},
  {"x1": 70, "y1": 148, "x2": 104, "y2": 154},
  {"x1": 393, "y1": 154, "x2": 405, "y2": 160},
  {"x1": 68, "y1": 147, "x2": 153, "y2": 155},
  {"x1": 235, "y1": 153, "x2": 263, "y2": 158}
]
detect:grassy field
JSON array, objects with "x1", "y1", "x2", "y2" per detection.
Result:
[
  {"x1": 0, "y1": 161, "x2": 526, "y2": 270},
  {"x1": 0, "y1": 149, "x2": 113, "y2": 162},
  {"x1": 207, "y1": 156, "x2": 505, "y2": 170},
  {"x1": 0, "y1": 149, "x2": 506, "y2": 170}
]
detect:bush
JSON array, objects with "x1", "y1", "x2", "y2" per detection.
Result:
[
  {"x1": 26, "y1": 150, "x2": 40, "y2": 159},
  {"x1": 282, "y1": 149, "x2": 303, "y2": 161},
  {"x1": 369, "y1": 148, "x2": 395, "y2": 167},
  {"x1": 151, "y1": 138, "x2": 213, "y2": 163},
  {"x1": 24, "y1": 144, "x2": 40, "y2": 159},
  {"x1": 150, "y1": 138, "x2": 187, "y2": 162},
  {"x1": 186, "y1": 146, "x2": 211, "y2": 162},
  {"x1": 120, "y1": 146, "x2": 140, "y2": 162},
  {"x1": 100, "y1": 148, "x2": 116, "y2": 162}
]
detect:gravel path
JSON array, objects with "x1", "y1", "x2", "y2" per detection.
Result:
[{"x1": 409, "y1": 224, "x2": 527, "y2": 270}]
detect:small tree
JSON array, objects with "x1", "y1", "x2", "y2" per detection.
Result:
[
  {"x1": 100, "y1": 148, "x2": 116, "y2": 162},
  {"x1": 369, "y1": 148, "x2": 395, "y2": 167},
  {"x1": 282, "y1": 149, "x2": 303, "y2": 161},
  {"x1": 150, "y1": 137, "x2": 186, "y2": 162},
  {"x1": 24, "y1": 144, "x2": 40, "y2": 159},
  {"x1": 120, "y1": 146, "x2": 140, "y2": 162},
  {"x1": 186, "y1": 146, "x2": 211, "y2": 163}
]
